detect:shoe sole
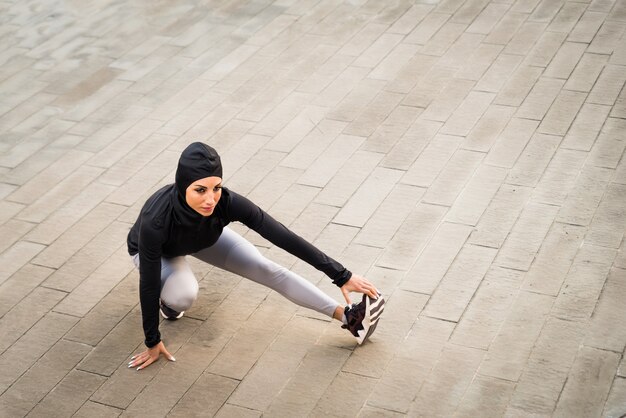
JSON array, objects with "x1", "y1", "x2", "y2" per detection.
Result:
[
  {"x1": 160, "y1": 308, "x2": 184, "y2": 320},
  {"x1": 356, "y1": 295, "x2": 385, "y2": 345}
]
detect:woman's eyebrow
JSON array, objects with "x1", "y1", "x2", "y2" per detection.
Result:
[{"x1": 194, "y1": 184, "x2": 222, "y2": 189}]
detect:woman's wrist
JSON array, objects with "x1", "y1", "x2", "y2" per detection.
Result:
[{"x1": 333, "y1": 270, "x2": 352, "y2": 288}]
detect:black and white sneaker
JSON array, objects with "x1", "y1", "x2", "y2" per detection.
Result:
[
  {"x1": 160, "y1": 301, "x2": 184, "y2": 320},
  {"x1": 342, "y1": 294, "x2": 385, "y2": 344}
]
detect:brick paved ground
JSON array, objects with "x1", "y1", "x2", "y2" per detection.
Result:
[{"x1": 1, "y1": 0, "x2": 625, "y2": 416}]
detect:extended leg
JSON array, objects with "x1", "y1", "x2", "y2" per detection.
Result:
[{"x1": 192, "y1": 227, "x2": 340, "y2": 318}]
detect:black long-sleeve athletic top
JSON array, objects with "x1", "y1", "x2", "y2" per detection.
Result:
[{"x1": 127, "y1": 185, "x2": 352, "y2": 348}]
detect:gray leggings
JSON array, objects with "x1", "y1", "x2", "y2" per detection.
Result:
[{"x1": 132, "y1": 227, "x2": 339, "y2": 317}]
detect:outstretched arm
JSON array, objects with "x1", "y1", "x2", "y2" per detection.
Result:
[{"x1": 227, "y1": 190, "x2": 379, "y2": 300}]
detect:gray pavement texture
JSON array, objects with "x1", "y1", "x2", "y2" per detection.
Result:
[{"x1": 0, "y1": 0, "x2": 625, "y2": 416}]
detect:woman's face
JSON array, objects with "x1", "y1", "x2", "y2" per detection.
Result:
[{"x1": 185, "y1": 176, "x2": 222, "y2": 216}]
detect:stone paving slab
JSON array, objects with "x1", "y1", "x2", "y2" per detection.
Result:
[{"x1": 1, "y1": 0, "x2": 626, "y2": 416}]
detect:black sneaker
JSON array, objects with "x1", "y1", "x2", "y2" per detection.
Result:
[
  {"x1": 342, "y1": 294, "x2": 385, "y2": 344},
  {"x1": 160, "y1": 301, "x2": 184, "y2": 320}
]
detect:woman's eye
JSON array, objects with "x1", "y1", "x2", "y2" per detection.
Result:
[{"x1": 195, "y1": 189, "x2": 205, "y2": 193}]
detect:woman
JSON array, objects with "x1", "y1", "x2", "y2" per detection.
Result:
[{"x1": 127, "y1": 142, "x2": 384, "y2": 370}]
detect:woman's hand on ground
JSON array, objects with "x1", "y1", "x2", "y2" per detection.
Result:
[
  {"x1": 128, "y1": 341, "x2": 175, "y2": 371},
  {"x1": 341, "y1": 274, "x2": 380, "y2": 305}
]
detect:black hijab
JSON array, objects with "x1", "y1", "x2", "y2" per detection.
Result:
[{"x1": 171, "y1": 142, "x2": 223, "y2": 225}]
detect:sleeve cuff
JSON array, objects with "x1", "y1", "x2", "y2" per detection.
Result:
[
  {"x1": 145, "y1": 332, "x2": 161, "y2": 348},
  {"x1": 332, "y1": 270, "x2": 352, "y2": 288}
]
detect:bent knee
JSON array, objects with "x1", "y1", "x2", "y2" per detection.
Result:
[{"x1": 161, "y1": 270, "x2": 198, "y2": 311}]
